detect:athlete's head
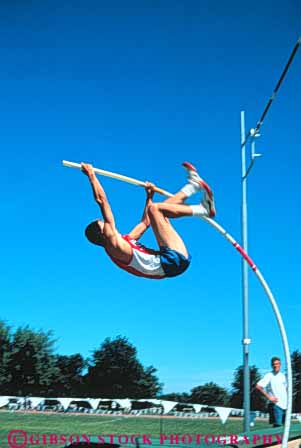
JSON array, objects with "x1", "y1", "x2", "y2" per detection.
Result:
[
  {"x1": 271, "y1": 357, "x2": 281, "y2": 373},
  {"x1": 85, "y1": 220, "x2": 105, "y2": 247}
]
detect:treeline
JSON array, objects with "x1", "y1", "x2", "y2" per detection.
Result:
[
  {"x1": 1, "y1": 321, "x2": 300, "y2": 412},
  {"x1": 0, "y1": 321, "x2": 161, "y2": 398}
]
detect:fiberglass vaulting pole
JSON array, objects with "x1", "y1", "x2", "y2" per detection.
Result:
[{"x1": 202, "y1": 217, "x2": 292, "y2": 448}]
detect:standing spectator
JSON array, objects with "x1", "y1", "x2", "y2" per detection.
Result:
[{"x1": 256, "y1": 357, "x2": 287, "y2": 427}]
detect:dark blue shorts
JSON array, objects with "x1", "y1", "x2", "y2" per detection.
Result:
[{"x1": 160, "y1": 247, "x2": 191, "y2": 278}]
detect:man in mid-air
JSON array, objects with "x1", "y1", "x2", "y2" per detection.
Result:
[{"x1": 82, "y1": 162, "x2": 216, "y2": 279}]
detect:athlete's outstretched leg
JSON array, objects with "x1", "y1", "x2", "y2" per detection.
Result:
[{"x1": 163, "y1": 162, "x2": 216, "y2": 218}]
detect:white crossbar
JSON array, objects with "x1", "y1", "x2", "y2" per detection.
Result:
[{"x1": 62, "y1": 160, "x2": 173, "y2": 197}]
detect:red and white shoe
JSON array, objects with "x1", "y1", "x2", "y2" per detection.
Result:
[
  {"x1": 201, "y1": 191, "x2": 216, "y2": 218},
  {"x1": 182, "y1": 161, "x2": 216, "y2": 218}
]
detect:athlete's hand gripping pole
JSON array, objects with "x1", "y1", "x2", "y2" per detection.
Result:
[{"x1": 62, "y1": 160, "x2": 173, "y2": 198}]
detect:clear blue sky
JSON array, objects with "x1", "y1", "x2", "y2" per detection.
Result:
[{"x1": 1, "y1": 0, "x2": 300, "y2": 394}]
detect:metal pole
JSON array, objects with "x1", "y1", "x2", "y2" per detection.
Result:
[{"x1": 241, "y1": 110, "x2": 250, "y2": 432}]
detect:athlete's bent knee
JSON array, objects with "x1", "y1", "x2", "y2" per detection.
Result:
[{"x1": 148, "y1": 203, "x2": 161, "y2": 217}]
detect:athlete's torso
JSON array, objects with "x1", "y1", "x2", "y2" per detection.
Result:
[{"x1": 106, "y1": 235, "x2": 166, "y2": 279}]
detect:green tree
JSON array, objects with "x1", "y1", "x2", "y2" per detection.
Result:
[
  {"x1": 230, "y1": 365, "x2": 266, "y2": 410},
  {"x1": 159, "y1": 392, "x2": 190, "y2": 403},
  {"x1": 291, "y1": 350, "x2": 301, "y2": 412},
  {"x1": 136, "y1": 365, "x2": 163, "y2": 397},
  {"x1": 190, "y1": 382, "x2": 230, "y2": 406},
  {"x1": 53, "y1": 354, "x2": 86, "y2": 397},
  {"x1": 7, "y1": 326, "x2": 59, "y2": 396},
  {"x1": 86, "y1": 336, "x2": 162, "y2": 398},
  {"x1": 0, "y1": 321, "x2": 12, "y2": 392}
]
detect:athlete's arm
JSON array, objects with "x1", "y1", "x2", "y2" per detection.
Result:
[
  {"x1": 81, "y1": 163, "x2": 116, "y2": 236},
  {"x1": 127, "y1": 183, "x2": 155, "y2": 240}
]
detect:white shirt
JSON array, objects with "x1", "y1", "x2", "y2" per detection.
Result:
[
  {"x1": 106, "y1": 236, "x2": 166, "y2": 279},
  {"x1": 257, "y1": 371, "x2": 287, "y2": 410}
]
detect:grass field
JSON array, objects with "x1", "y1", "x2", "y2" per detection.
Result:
[{"x1": 1, "y1": 411, "x2": 300, "y2": 448}]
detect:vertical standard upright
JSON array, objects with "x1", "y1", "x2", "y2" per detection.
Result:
[{"x1": 240, "y1": 110, "x2": 250, "y2": 432}]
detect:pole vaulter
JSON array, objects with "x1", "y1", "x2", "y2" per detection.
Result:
[{"x1": 63, "y1": 159, "x2": 292, "y2": 448}]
